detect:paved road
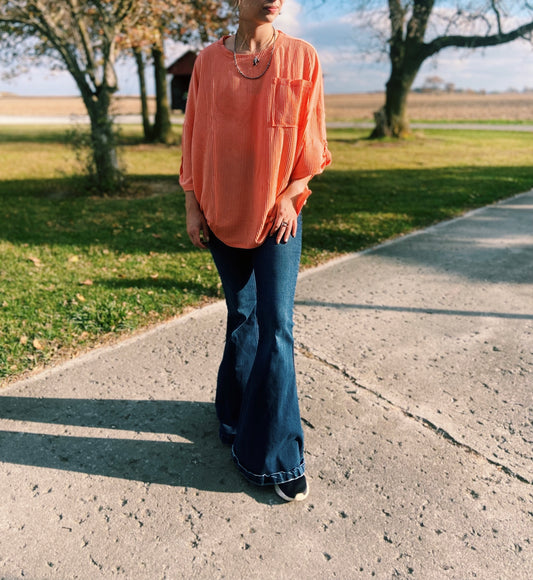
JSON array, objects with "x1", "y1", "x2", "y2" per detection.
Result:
[
  {"x1": 0, "y1": 191, "x2": 532, "y2": 579},
  {"x1": 1, "y1": 114, "x2": 532, "y2": 132}
]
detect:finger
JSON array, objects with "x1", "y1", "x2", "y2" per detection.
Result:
[
  {"x1": 201, "y1": 219, "x2": 210, "y2": 245},
  {"x1": 276, "y1": 222, "x2": 289, "y2": 244},
  {"x1": 283, "y1": 223, "x2": 292, "y2": 243},
  {"x1": 271, "y1": 212, "x2": 288, "y2": 236},
  {"x1": 291, "y1": 219, "x2": 298, "y2": 238},
  {"x1": 189, "y1": 227, "x2": 206, "y2": 249},
  {"x1": 275, "y1": 220, "x2": 285, "y2": 244},
  {"x1": 269, "y1": 216, "x2": 280, "y2": 236},
  {"x1": 196, "y1": 229, "x2": 208, "y2": 249}
]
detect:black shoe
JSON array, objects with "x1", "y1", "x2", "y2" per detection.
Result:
[{"x1": 274, "y1": 475, "x2": 309, "y2": 502}]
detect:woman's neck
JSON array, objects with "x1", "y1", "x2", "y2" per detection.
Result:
[{"x1": 235, "y1": 22, "x2": 275, "y2": 52}]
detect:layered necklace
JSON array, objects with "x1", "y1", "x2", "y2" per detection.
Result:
[{"x1": 232, "y1": 28, "x2": 277, "y2": 80}]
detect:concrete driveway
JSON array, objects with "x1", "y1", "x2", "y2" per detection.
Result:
[{"x1": 1, "y1": 191, "x2": 532, "y2": 579}]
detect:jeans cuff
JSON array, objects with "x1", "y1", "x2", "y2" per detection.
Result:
[{"x1": 231, "y1": 450, "x2": 305, "y2": 486}]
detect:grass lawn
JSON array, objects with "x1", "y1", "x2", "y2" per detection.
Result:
[{"x1": 1, "y1": 125, "x2": 532, "y2": 383}]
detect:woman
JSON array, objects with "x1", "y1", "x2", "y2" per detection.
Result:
[{"x1": 180, "y1": 0, "x2": 331, "y2": 502}]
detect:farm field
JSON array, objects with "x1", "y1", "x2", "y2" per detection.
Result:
[
  {"x1": 324, "y1": 92, "x2": 533, "y2": 122},
  {"x1": 0, "y1": 95, "x2": 157, "y2": 117},
  {"x1": 1, "y1": 92, "x2": 532, "y2": 122}
]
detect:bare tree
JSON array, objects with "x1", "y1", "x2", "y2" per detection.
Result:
[
  {"x1": 348, "y1": 1, "x2": 533, "y2": 137},
  {"x1": 0, "y1": 0, "x2": 137, "y2": 191}
]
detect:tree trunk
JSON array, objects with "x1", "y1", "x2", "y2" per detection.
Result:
[
  {"x1": 151, "y1": 44, "x2": 175, "y2": 144},
  {"x1": 133, "y1": 47, "x2": 152, "y2": 141},
  {"x1": 371, "y1": 53, "x2": 422, "y2": 138},
  {"x1": 370, "y1": 0, "x2": 429, "y2": 139},
  {"x1": 371, "y1": 75, "x2": 412, "y2": 138},
  {"x1": 83, "y1": 88, "x2": 123, "y2": 192}
]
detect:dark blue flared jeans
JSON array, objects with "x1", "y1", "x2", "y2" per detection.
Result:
[{"x1": 208, "y1": 217, "x2": 305, "y2": 486}]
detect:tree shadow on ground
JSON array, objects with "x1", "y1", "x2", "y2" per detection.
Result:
[
  {"x1": 0, "y1": 396, "x2": 275, "y2": 503},
  {"x1": 295, "y1": 301, "x2": 533, "y2": 320},
  {"x1": 0, "y1": 175, "x2": 188, "y2": 254},
  {"x1": 1, "y1": 166, "x2": 531, "y2": 278}
]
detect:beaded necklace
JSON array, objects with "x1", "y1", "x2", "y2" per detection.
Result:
[{"x1": 232, "y1": 29, "x2": 277, "y2": 80}]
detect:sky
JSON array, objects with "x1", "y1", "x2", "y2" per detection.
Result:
[{"x1": 1, "y1": 0, "x2": 532, "y2": 96}]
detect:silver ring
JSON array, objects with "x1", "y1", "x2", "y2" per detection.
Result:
[{"x1": 281, "y1": 221, "x2": 289, "y2": 227}]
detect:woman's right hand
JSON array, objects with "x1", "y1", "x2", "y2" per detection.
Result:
[{"x1": 185, "y1": 191, "x2": 210, "y2": 249}]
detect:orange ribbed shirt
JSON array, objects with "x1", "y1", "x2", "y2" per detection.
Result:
[{"x1": 179, "y1": 31, "x2": 332, "y2": 249}]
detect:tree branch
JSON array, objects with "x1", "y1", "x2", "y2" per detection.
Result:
[
  {"x1": 65, "y1": 0, "x2": 97, "y2": 82},
  {"x1": 490, "y1": 0, "x2": 503, "y2": 34},
  {"x1": 422, "y1": 19, "x2": 533, "y2": 59},
  {"x1": 388, "y1": 0, "x2": 406, "y2": 67},
  {"x1": 407, "y1": 0, "x2": 435, "y2": 43}
]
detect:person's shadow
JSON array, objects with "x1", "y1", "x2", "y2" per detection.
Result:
[{"x1": 0, "y1": 396, "x2": 275, "y2": 503}]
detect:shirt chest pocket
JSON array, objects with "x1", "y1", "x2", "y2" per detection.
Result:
[{"x1": 269, "y1": 78, "x2": 312, "y2": 128}]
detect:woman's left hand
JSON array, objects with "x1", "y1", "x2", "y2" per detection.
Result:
[
  {"x1": 270, "y1": 193, "x2": 299, "y2": 244},
  {"x1": 270, "y1": 177, "x2": 312, "y2": 244}
]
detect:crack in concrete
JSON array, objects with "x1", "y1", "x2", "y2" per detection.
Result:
[{"x1": 296, "y1": 343, "x2": 532, "y2": 486}]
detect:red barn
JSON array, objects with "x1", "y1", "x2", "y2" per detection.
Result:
[{"x1": 167, "y1": 51, "x2": 198, "y2": 112}]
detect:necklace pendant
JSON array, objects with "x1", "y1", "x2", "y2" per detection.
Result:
[{"x1": 253, "y1": 56, "x2": 260, "y2": 66}]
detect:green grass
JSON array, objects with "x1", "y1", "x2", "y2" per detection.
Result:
[
  {"x1": 1, "y1": 125, "x2": 532, "y2": 383},
  {"x1": 409, "y1": 119, "x2": 532, "y2": 125}
]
